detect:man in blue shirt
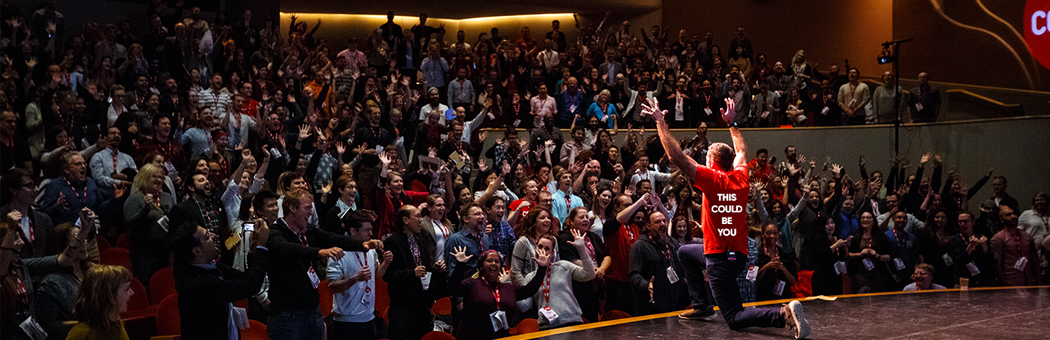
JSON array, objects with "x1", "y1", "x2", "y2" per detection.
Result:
[
  {"x1": 550, "y1": 169, "x2": 583, "y2": 225},
  {"x1": 444, "y1": 203, "x2": 492, "y2": 278}
]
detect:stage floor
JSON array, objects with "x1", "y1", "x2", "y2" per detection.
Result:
[{"x1": 507, "y1": 287, "x2": 1050, "y2": 339}]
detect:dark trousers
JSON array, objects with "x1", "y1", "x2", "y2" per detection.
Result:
[
  {"x1": 329, "y1": 318, "x2": 377, "y2": 340},
  {"x1": 678, "y1": 244, "x2": 713, "y2": 309},
  {"x1": 705, "y1": 252, "x2": 786, "y2": 330},
  {"x1": 604, "y1": 279, "x2": 636, "y2": 316},
  {"x1": 387, "y1": 305, "x2": 434, "y2": 340}
]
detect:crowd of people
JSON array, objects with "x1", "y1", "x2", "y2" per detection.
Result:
[{"x1": 0, "y1": 1, "x2": 1045, "y2": 339}]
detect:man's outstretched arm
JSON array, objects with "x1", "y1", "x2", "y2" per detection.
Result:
[{"x1": 642, "y1": 97, "x2": 698, "y2": 179}]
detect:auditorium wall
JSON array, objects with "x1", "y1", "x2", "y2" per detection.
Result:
[{"x1": 661, "y1": 0, "x2": 895, "y2": 83}]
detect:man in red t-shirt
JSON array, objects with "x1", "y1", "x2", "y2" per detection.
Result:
[{"x1": 643, "y1": 98, "x2": 811, "y2": 339}]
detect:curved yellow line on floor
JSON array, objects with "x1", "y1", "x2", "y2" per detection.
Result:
[
  {"x1": 498, "y1": 285, "x2": 1050, "y2": 339},
  {"x1": 928, "y1": 0, "x2": 1034, "y2": 89}
]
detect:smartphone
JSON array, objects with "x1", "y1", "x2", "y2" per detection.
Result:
[{"x1": 244, "y1": 222, "x2": 255, "y2": 232}]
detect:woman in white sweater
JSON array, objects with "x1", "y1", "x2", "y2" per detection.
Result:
[{"x1": 531, "y1": 231, "x2": 595, "y2": 329}]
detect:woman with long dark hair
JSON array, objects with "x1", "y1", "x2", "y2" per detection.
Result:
[
  {"x1": 847, "y1": 211, "x2": 891, "y2": 293},
  {"x1": 449, "y1": 247, "x2": 550, "y2": 339}
]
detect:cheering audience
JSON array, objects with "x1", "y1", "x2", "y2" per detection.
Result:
[{"x1": 0, "y1": 2, "x2": 1044, "y2": 340}]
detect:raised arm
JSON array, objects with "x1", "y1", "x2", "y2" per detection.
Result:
[{"x1": 641, "y1": 97, "x2": 699, "y2": 179}]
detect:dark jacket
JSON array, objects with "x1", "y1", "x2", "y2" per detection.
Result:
[
  {"x1": 177, "y1": 249, "x2": 268, "y2": 340},
  {"x1": 382, "y1": 231, "x2": 445, "y2": 308},
  {"x1": 265, "y1": 219, "x2": 365, "y2": 312},
  {"x1": 0, "y1": 206, "x2": 53, "y2": 259},
  {"x1": 628, "y1": 234, "x2": 687, "y2": 315}
]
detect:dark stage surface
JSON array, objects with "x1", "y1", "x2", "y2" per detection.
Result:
[{"x1": 505, "y1": 287, "x2": 1050, "y2": 339}]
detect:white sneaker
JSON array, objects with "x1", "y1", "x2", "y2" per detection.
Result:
[{"x1": 784, "y1": 300, "x2": 811, "y2": 339}]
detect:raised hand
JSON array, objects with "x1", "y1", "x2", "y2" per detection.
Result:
[
  {"x1": 450, "y1": 246, "x2": 473, "y2": 263},
  {"x1": 544, "y1": 140, "x2": 556, "y2": 153},
  {"x1": 920, "y1": 152, "x2": 934, "y2": 166},
  {"x1": 428, "y1": 146, "x2": 438, "y2": 158},
  {"x1": 477, "y1": 159, "x2": 488, "y2": 172},
  {"x1": 322, "y1": 181, "x2": 333, "y2": 195},
  {"x1": 569, "y1": 229, "x2": 587, "y2": 245},
  {"x1": 720, "y1": 97, "x2": 737, "y2": 125},
  {"x1": 535, "y1": 247, "x2": 552, "y2": 267},
  {"x1": 379, "y1": 152, "x2": 392, "y2": 165},
  {"x1": 501, "y1": 161, "x2": 511, "y2": 176},
  {"x1": 498, "y1": 268, "x2": 511, "y2": 282},
  {"x1": 297, "y1": 124, "x2": 312, "y2": 141},
  {"x1": 640, "y1": 97, "x2": 665, "y2": 121},
  {"x1": 830, "y1": 163, "x2": 843, "y2": 176},
  {"x1": 335, "y1": 141, "x2": 346, "y2": 154}
]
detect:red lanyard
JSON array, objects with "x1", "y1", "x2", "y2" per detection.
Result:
[
  {"x1": 64, "y1": 178, "x2": 86, "y2": 203},
  {"x1": 437, "y1": 222, "x2": 450, "y2": 239},
  {"x1": 112, "y1": 151, "x2": 119, "y2": 174},
  {"x1": 295, "y1": 229, "x2": 309, "y2": 246},
  {"x1": 490, "y1": 284, "x2": 501, "y2": 306},
  {"x1": 541, "y1": 267, "x2": 552, "y2": 303},
  {"x1": 891, "y1": 228, "x2": 905, "y2": 247},
  {"x1": 356, "y1": 253, "x2": 373, "y2": 303},
  {"x1": 565, "y1": 194, "x2": 572, "y2": 216},
  {"x1": 660, "y1": 243, "x2": 672, "y2": 262},
  {"x1": 585, "y1": 237, "x2": 596, "y2": 262},
  {"x1": 1010, "y1": 230, "x2": 1024, "y2": 257}
]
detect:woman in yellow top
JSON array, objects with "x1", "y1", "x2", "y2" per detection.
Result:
[{"x1": 66, "y1": 265, "x2": 134, "y2": 340}]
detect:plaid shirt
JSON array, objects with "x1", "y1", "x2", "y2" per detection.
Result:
[
  {"x1": 487, "y1": 219, "x2": 516, "y2": 265},
  {"x1": 304, "y1": 152, "x2": 342, "y2": 193},
  {"x1": 736, "y1": 237, "x2": 759, "y2": 304}
]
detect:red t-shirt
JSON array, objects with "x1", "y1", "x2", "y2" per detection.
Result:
[
  {"x1": 694, "y1": 165, "x2": 750, "y2": 255},
  {"x1": 509, "y1": 199, "x2": 532, "y2": 217},
  {"x1": 603, "y1": 220, "x2": 639, "y2": 282}
]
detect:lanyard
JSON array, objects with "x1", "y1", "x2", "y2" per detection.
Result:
[
  {"x1": 408, "y1": 234, "x2": 422, "y2": 267},
  {"x1": 585, "y1": 236, "x2": 596, "y2": 262},
  {"x1": 490, "y1": 284, "x2": 501, "y2": 306},
  {"x1": 660, "y1": 242, "x2": 672, "y2": 262},
  {"x1": 565, "y1": 194, "x2": 572, "y2": 216},
  {"x1": 112, "y1": 150, "x2": 119, "y2": 174},
  {"x1": 891, "y1": 228, "x2": 906, "y2": 248},
  {"x1": 435, "y1": 220, "x2": 450, "y2": 239},
  {"x1": 64, "y1": 178, "x2": 86, "y2": 204},
  {"x1": 541, "y1": 267, "x2": 552, "y2": 303},
  {"x1": 355, "y1": 253, "x2": 373, "y2": 304}
]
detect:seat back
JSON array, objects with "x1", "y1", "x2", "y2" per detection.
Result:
[
  {"x1": 149, "y1": 267, "x2": 176, "y2": 305},
  {"x1": 155, "y1": 294, "x2": 181, "y2": 336}
]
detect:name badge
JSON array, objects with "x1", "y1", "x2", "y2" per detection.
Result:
[
  {"x1": 421, "y1": 272, "x2": 433, "y2": 290},
  {"x1": 705, "y1": 108, "x2": 713, "y2": 115},
  {"x1": 1014, "y1": 257, "x2": 1028, "y2": 271},
  {"x1": 490, "y1": 310, "x2": 509, "y2": 331},
  {"x1": 966, "y1": 262, "x2": 981, "y2": 276},
  {"x1": 821, "y1": 107, "x2": 830, "y2": 115},
  {"x1": 540, "y1": 306, "x2": 559, "y2": 322},
  {"x1": 862, "y1": 258, "x2": 875, "y2": 271},
  {"x1": 666, "y1": 266, "x2": 680, "y2": 284},
  {"x1": 893, "y1": 258, "x2": 906, "y2": 271},
  {"x1": 834, "y1": 261, "x2": 847, "y2": 275},
  {"x1": 746, "y1": 265, "x2": 758, "y2": 282},
  {"x1": 307, "y1": 267, "x2": 320, "y2": 289},
  {"x1": 773, "y1": 280, "x2": 786, "y2": 296},
  {"x1": 761, "y1": 111, "x2": 770, "y2": 119},
  {"x1": 942, "y1": 253, "x2": 954, "y2": 266},
  {"x1": 19, "y1": 316, "x2": 46, "y2": 340},
  {"x1": 915, "y1": 103, "x2": 924, "y2": 111}
]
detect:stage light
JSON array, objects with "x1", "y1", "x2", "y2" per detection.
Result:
[{"x1": 877, "y1": 46, "x2": 897, "y2": 64}]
